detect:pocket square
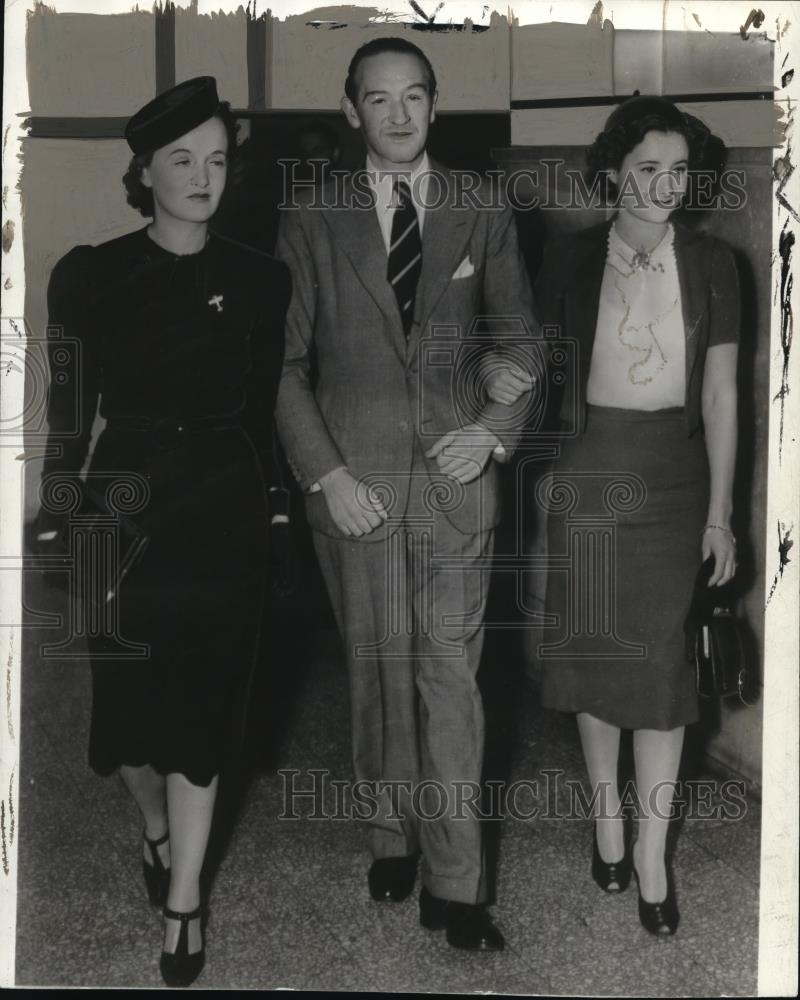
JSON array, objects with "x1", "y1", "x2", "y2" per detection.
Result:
[{"x1": 452, "y1": 255, "x2": 475, "y2": 280}]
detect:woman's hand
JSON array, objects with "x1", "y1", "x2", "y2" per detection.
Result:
[
  {"x1": 481, "y1": 354, "x2": 536, "y2": 405},
  {"x1": 702, "y1": 525, "x2": 737, "y2": 586}
]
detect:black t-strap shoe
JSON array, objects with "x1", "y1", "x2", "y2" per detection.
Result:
[
  {"x1": 160, "y1": 905, "x2": 206, "y2": 988},
  {"x1": 142, "y1": 829, "x2": 170, "y2": 908}
]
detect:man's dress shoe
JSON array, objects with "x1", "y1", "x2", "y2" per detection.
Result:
[
  {"x1": 419, "y1": 887, "x2": 505, "y2": 952},
  {"x1": 368, "y1": 856, "x2": 418, "y2": 902}
]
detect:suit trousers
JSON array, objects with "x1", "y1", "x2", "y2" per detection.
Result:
[{"x1": 312, "y1": 462, "x2": 494, "y2": 904}]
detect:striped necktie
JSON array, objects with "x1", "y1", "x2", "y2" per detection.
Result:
[{"x1": 387, "y1": 178, "x2": 422, "y2": 338}]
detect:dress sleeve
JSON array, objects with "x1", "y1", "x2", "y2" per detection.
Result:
[
  {"x1": 533, "y1": 237, "x2": 572, "y2": 429},
  {"x1": 708, "y1": 238, "x2": 741, "y2": 347},
  {"x1": 39, "y1": 246, "x2": 101, "y2": 530},
  {"x1": 244, "y1": 258, "x2": 292, "y2": 495}
]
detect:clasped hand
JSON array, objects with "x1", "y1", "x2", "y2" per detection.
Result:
[
  {"x1": 483, "y1": 358, "x2": 537, "y2": 405},
  {"x1": 425, "y1": 424, "x2": 499, "y2": 485}
]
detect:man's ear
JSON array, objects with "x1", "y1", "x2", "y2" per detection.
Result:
[
  {"x1": 429, "y1": 89, "x2": 438, "y2": 125},
  {"x1": 341, "y1": 95, "x2": 361, "y2": 131}
]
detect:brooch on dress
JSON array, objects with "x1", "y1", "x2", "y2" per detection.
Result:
[{"x1": 208, "y1": 294, "x2": 224, "y2": 313}]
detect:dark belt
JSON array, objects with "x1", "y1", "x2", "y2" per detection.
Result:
[{"x1": 104, "y1": 415, "x2": 241, "y2": 450}]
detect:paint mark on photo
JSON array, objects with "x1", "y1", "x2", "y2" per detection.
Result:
[{"x1": 766, "y1": 521, "x2": 794, "y2": 605}]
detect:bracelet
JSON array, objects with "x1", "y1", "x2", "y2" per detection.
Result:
[{"x1": 703, "y1": 523, "x2": 736, "y2": 544}]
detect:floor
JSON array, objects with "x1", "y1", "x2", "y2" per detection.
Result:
[{"x1": 14, "y1": 567, "x2": 760, "y2": 994}]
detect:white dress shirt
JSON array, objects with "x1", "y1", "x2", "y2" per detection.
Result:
[{"x1": 364, "y1": 152, "x2": 431, "y2": 253}]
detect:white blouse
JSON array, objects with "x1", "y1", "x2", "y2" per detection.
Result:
[{"x1": 586, "y1": 223, "x2": 686, "y2": 411}]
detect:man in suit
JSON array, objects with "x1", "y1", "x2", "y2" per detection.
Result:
[{"x1": 275, "y1": 37, "x2": 538, "y2": 951}]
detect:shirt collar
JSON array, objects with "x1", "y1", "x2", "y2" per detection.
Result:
[{"x1": 365, "y1": 152, "x2": 431, "y2": 204}]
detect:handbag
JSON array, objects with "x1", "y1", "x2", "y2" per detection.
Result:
[
  {"x1": 684, "y1": 557, "x2": 750, "y2": 702},
  {"x1": 33, "y1": 476, "x2": 150, "y2": 608}
]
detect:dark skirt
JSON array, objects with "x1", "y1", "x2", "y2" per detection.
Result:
[
  {"x1": 539, "y1": 406, "x2": 707, "y2": 730},
  {"x1": 86, "y1": 425, "x2": 266, "y2": 786}
]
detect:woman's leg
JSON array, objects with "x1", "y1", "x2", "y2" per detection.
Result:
[
  {"x1": 119, "y1": 764, "x2": 169, "y2": 869},
  {"x1": 163, "y1": 772, "x2": 219, "y2": 955},
  {"x1": 632, "y1": 726, "x2": 685, "y2": 903},
  {"x1": 577, "y1": 712, "x2": 624, "y2": 862}
]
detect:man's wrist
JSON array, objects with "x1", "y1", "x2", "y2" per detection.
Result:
[{"x1": 316, "y1": 465, "x2": 349, "y2": 493}]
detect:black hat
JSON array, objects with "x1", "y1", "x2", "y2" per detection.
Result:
[{"x1": 125, "y1": 76, "x2": 220, "y2": 155}]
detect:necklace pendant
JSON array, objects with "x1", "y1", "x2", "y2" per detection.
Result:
[{"x1": 631, "y1": 250, "x2": 651, "y2": 270}]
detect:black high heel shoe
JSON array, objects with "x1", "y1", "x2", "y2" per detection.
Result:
[
  {"x1": 142, "y1": 830, "x2": 170, "y2": 908},
  {"x1": 160, "y1": 906, "x2": 206, "y2": 988},
  {"x1": 633, "y1": 863, "x2": 679, "y2": 936},
  {"x1": 591, "y1": 822, "x2": 632, "y2": 893}
]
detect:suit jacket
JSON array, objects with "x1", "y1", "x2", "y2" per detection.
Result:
[
  {"x1": 535, "y1": 219, "x2": 740, "y2": 437},
  {"x1": 275, "y1": 161, "x2": 539, "y2": 540}
]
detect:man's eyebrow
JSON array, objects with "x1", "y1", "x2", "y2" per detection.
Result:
[{"x1": 362, "y1": 83, "x2": 427, "y2": 98}]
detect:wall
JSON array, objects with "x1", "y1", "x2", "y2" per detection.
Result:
[{"x1": 510, "y1": 22, "x2": 778, "y2": 148}]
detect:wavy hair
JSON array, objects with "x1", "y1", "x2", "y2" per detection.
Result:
[{"x1": 585, "y1": 96, "x2": 726, "y2": 209}]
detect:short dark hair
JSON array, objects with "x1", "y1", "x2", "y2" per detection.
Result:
[
  {"x1": 586, "y1": 95, "x2": 721, "y2": 204},
  {"x1": 123, "y1": 101, "x2": 239, "y2": 217},
  {"x1": 344, "y1": 37, "x2": 437, "y2": 104},
  {"x1": 290, "y1": 119, "x2": 340, "y2": 158}
]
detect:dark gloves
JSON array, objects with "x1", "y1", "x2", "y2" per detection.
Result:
[
  {"x1": 269, "y1": 488, "x2": 300, "y2": 600},
  {"x1": 25, "y1": 510, "x2": 67, "y2": 557}
]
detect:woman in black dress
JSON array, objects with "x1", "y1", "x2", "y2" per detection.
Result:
[
  {"x1": 490, "y1": 97, "x2": 739, "y2": 935},
  {"x1": 36, "y1": 78, "x2": 290, "y2": 985}
]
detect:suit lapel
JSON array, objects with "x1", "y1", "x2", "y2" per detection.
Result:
[
  {"x1": 321, "y1": 165, "x2": 482, "y2": 360},
  {"x1": 321, "y1": 176, "x2": 407, "y2": 357},
  {"x1": 412, "y1": 164, "x2": 476, "y2": 352}
]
